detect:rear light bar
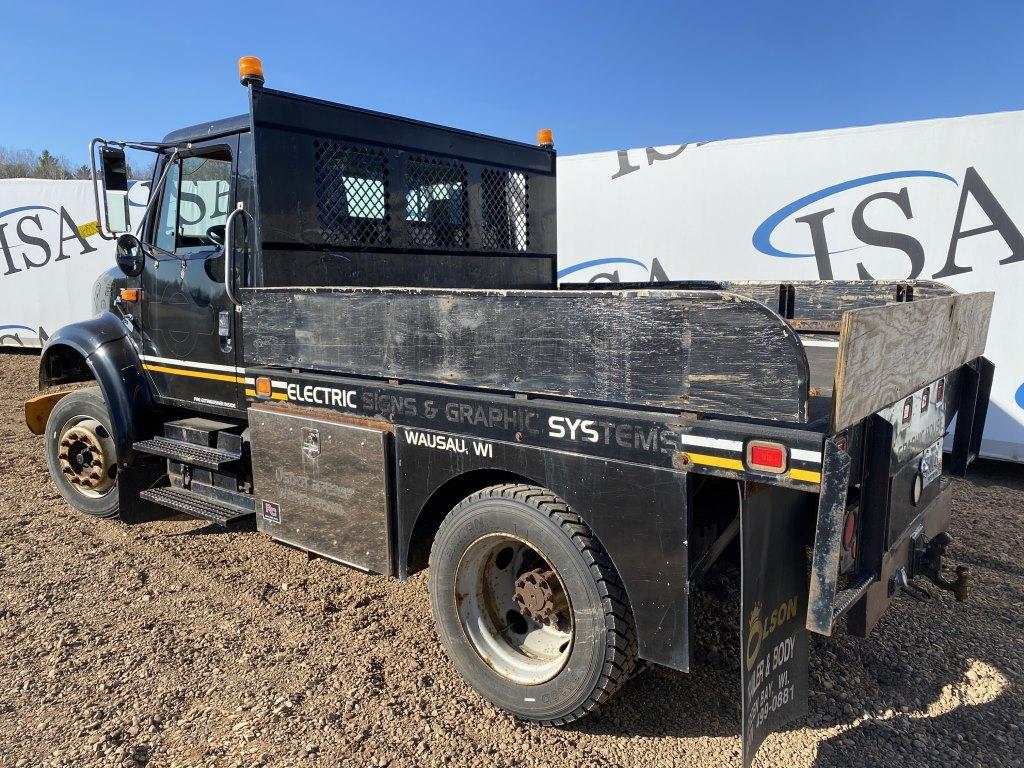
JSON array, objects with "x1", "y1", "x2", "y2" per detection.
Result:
[{"x1": 745, "y1": 440, "x2": 788, "y2": 474}]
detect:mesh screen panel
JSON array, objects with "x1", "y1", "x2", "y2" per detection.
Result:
[
  {"x1": 313, "y1": 140, "x2": 390, "y2": 246},
  {"x1": 481, "y1": 169, "x2": 529, "y2": 251},
  {"x1": 405, "y1": 156, "x2": 469, "y2": 249}
]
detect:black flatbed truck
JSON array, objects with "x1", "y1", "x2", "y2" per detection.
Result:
[{"x1": 24, "y1": 58, "x2": 994, "y2": 766}]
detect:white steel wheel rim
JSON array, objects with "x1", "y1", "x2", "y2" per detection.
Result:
[
  {"x1": 56, "y1": 415, "x2": 117, "y2": 499},
  {"x1": 454, "y1": 533, "x2": 574, "y2": 685}
]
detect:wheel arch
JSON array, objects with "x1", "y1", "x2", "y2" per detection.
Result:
[
  {"x1": 402, "y1": 467, "x2": 536, "y2": 577},
  {"x1": 37, "y1": 313, "x2": 153, "y2": 464}
]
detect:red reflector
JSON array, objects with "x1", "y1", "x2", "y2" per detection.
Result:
[
  {"x1": 751, "y1": 445, "x2": 784, "y2": 468},
  {"x1": 843, "y1": 510, "x2": 856, "y2": 548},
  {"x1": 936, "y1": 378, "x2": 944, "y2": 401},
  {"x1": 921, "y1": 386, "x2": 930, "y2": 412},
  {"x1": 902, "y1": 396, "x2": 914, "y2": 423},
  {"x1": 746, "y1": 441, "x2": 787, "y2": 473}
]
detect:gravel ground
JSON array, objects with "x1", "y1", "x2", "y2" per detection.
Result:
[{"x1": 0, "y1": 349, "x2": 1021, "y2": 768}]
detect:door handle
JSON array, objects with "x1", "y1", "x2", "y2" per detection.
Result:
[{"x1": 223, "y1": 203, "x2": 245, "y2": 308}]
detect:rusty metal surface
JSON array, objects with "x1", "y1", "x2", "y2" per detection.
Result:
[
  {"x1": 805, "y1": 435, "x2": 852, "y2": 636},
  {"x1": 249, "y1": 405, "x2": 392, "y2": 574}
]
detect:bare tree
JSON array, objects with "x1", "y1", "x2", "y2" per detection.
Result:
[{"x1": 0, "y1": 146, "x2": 152, "y2": 181}]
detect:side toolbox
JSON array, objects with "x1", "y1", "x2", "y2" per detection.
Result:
[{"x1": 249, "y1": 404, "x2": 394, "y2": 574}]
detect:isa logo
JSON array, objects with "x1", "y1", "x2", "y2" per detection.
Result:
[
  {"x1": 1016, "y1": 382, "x2": 1024, "y2": 412},
  {"x1": 753, "y1": 167, "x2": 1024, "y2": 280},
  {"x1": 556, "y1": 256, "x2": 671, "y2": 283}
]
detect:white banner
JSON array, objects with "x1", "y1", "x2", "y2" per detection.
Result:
[
  {"x1": 558, "y1": 111, "x2": 1024, "y2": 462},
  {"x1": 0, "y1": 179, "x2": 148, "y2": 347}
]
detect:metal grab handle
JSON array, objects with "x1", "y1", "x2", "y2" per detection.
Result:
[{"x1": 223, "y1": 203, "x2": 245, "y2": 307}]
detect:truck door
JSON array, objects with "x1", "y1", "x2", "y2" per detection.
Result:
[{"x1": 140, "y1": 135, "x2": 245, "y2": 413}]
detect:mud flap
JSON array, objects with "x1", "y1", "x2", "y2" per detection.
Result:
[{"x1": 740, "y1": 488, "x2": 810, "y2": 768}]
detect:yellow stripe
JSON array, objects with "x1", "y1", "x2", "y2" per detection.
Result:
[
  {"x1": 685, "y1": 452, "x2": 745, "y2": 471},
  {"x1": 143, "y1": 363, "x2": 245, "y2": 384},
  {"x1": 244, "y1": 388, "x2": 289, "y2": 401},
  {"x1": 686, "y1": 452, "x2": 822, "y2": 485},
  {"x1": 790, "y1": 468, "x2": 822, "y2": 484}
]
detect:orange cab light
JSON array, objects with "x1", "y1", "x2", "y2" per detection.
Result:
[
  {"x1": 537, "y1": 128, "x2": 554, "y2": 147},
  {"x1": 238, "y1": 56, "x2": 265, "y2": 86},
  {"x1": 255, "y1": 377, "x2": 273, "y2": 398},
  {"x1": 746, "y1": 441, "x2": 787, "y2": 474},
  {"x1": 119, "y1": 288, "x2": 139, "y2": 302}
]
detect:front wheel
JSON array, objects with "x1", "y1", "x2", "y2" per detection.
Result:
[
  {"x1": 44, "y1": 387, "x2": 120, "y2": 518},
  {"x1": 428, "y1": 484, "x2": 637, "y2": 724}
]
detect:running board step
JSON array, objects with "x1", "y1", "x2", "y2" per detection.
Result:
[
  {"x1": 133, "y1": 437, "x2": 242, "y2": 470},
  {"x1": 832, "y1": 572, "x2": 875, "y2": 622},
  {"x1": 140, "y1": 486, "x2": 254, "y2": 527}
]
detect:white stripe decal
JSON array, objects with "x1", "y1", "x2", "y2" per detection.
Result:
[
  {"x1": 791, "y1": 448, "x2": 822, "y2": 464},
  {"x1": 679, "y1": 434, "x2": 744, "y2": 452},
  {"x1": 139, "y1": 354, "x2": 245, "y2": 374},
  {"x1": 244, "y1": 376, "x2": 288, "y2": 389},
  {"x1": 679, "y1": 434, "x2": 821, "y2": 465},
  {"x1": 801, "y1": 339, "x2": 840, "y2": 348}
]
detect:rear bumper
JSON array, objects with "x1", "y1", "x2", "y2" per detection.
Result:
[
  {"x1": 807, "y1": 356, "x2": 991, "y2": 638},
  {"x1": 846, "y1": 476, "x2": 953, "y2": 636}
]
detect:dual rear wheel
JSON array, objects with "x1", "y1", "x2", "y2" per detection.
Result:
[{"x1": 429, "y1": 484, "x2": 638, "y2": 724}]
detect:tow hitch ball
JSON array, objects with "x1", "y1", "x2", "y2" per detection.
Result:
[{"x1": 896, "y1": 532, "x2": 972, "y2": 603}]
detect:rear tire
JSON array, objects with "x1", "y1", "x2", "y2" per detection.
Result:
[
  {"x1": 44, "y1": 387, "x2": 120, "y2": 519},
  {"x1": 428, "y1": 483, "x2": 637, "y2": 724}
]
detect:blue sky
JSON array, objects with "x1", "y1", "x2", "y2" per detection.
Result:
[{"x1": 3, "y1": 1, "x2": 1024, "y2": 163}]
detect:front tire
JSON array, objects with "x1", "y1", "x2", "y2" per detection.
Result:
[
  {"x1": 428, "y1": 484, "x2": 637, "y2": 724},
  {"x1": 44, "y1": 387, "x2": 120, "y2": 518}
]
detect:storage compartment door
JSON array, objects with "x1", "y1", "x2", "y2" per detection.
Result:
[{"x1": 249, "y1": 404, "x2": 392, "y2": 574}]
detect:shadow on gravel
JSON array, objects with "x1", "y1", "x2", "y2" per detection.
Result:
[
  {"x1": 807, "y1": 651, "x2": 1018, "y2": 766},
  {"x1": 961, "y1": 456, "x2": 1024, "y2": 491},
  {"x1": 178, "y1": 518, "x2": 258, "y2": 536},
  {"x1": 569, "y1": 561, "x2": 742, "y2": 740},
  {"x1": 570, "y1": 464, "x2": 1023, "y2": 765}
]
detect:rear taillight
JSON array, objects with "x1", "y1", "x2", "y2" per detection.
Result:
[
  {"x1": 841, "y1": 507, "x2": 858, "y2": 571},
  {"x1": 902, "y1": 396, "x2": 914, "y2": 423},
  {"x1": 745, "y1": 441, "x2": 787, "y2": 474}
]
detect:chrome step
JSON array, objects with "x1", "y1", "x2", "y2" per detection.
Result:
[
  {"x1": 133, "y1": 437, "x2": 241, "y2": 470},
  {"x1": 140, "y1": 486, "x2": 254, "y2": 527}
]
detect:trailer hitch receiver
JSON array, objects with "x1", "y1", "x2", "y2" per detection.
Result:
[{"x1": 912, "y1": 531, "x2": 972, "y2": 602}]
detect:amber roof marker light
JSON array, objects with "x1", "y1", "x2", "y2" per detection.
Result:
[
  {"x1": 239, "y1": 56, "x2": 265, "y2": 87},
  {"x1": 537, "y1": 128, "x2": 554, "y2": 148}
]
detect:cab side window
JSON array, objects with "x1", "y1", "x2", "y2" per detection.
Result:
[
  {"x1": 152, "y1": 152, "x2": 232, "y2": 254},
  {"x1": 177, "y1": 155, "x2": 232, "y2": 251},
  {"x1": 154, "y1": 160, "x2": 180, "y2": 254}
]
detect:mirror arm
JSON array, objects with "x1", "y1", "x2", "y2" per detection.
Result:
[
  {"x1": 90, "y1": 138, "x2": 182, "y2": 240},
  {"x1": 133, "y1": 148, "x2": 181, "y2": 240}
]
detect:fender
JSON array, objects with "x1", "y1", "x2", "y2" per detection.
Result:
[
  {"x1": 395, "y1": 435, "x2": 692, "y2": 671},
  {"x1": 37, "y1": 312, "x2": 153, "y2": 465}
]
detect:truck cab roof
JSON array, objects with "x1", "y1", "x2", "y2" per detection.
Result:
[{"x1": 162, "y1": 114, "x2": 249, "y2": 145}]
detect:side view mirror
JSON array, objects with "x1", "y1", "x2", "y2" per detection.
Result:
[
  {"x1": 100, "y1": 146, "x2": 131, "y2": 234},
  {"x1": 115, "y1": 234, "x2": 144, "y2": 276}
]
